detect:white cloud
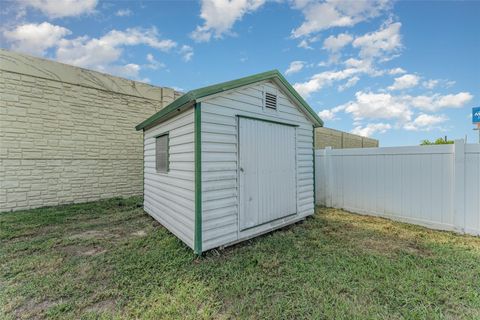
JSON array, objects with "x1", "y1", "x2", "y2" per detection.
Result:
[
  {"x1": 20, "y1": 0, "x2": 98, "y2": 18},
  {"x1": 317, "y1": 105, "x2": 345, "y2": 121},
  {"x1": 338, "y1": 76, "x2": 359, "y2": 91},
  {"x1": 3, "y1": 22, "x2": 190, "y2": 80},
  {"x1": 436, "y1": 92, "x2": 473, "y2": 108},
  {"x1": 323, "y1": 33, "x2": 353, "y2": 52},
  {"x1": 146, "y1": 53, "x2": 156, "y2": 63},
  {"x1": 422, "y1": 79, "x2": 438, "y2": 89},
  {"x1": 171, "y1": 86, "x2": 185, "y2": 93},
  {"x1": 352, "y1": 21, "x2": 402, "y2": 59},
  {"x1": 340, "y1": 91, "x2": 472, "y2": 121},
  {"x1": 388, "y1": 74, "x2": 420, "y2": 90},
  {"x1": 294, "y1": 58, "x2": 380, "y2": 97},
  {"x1": 343, "y1": 91, "x2": 413, "y2": 122},
  {"x1": 179, "y1": 45, "x2": 194, "y2": 62},
  {"x1": 403, "y1": 114, "x2": 448, "y2": 131},
  {"x1": 115, "y1": 9, "x2": 132, "y2": 17},
  {"x1": 300, "y1": 21, "x2": 402, "y2": 93},
  {"x1": 297, "y1": 35, "x2": 320, "y2": 50},
  {"x1": 145, "y1": 53, "x2": 165, "y2": 70},
  {"x1": 3, "y1": 22, "x2": 191, "y2": 81},
  {"x1": 445, "y1": 80, "x2": 456, "y2": 88},
  {"x1": 318, "y1": 109, "x2": 337, "y2": 121},
  {"x1": 3, "y1": 22, "x2": 71, "y2": 56},
  {"x1": 293, "y1": 67, "x2": 359, "y2": 97},
  {"x1": 343, "y1": 58, "x2": 382, "y2": 75},
  {"x1": 422, "y1": 79, "x2": 456, "y2": 89},
  {"x1": 285, "y1": 61, "x2": 305, "y2": 75},
  {"x1": 388, "y1": 67, "x2": 406, "y2": 75},
  {"x1": 191, "y1": 0, "x2": 266, "y2": 42},
  {"x1": 297, "y1": 34, "x2": 321, "y2": 50},
  {"x1": 298, "y1": 39, "x2": 313, "y2": 49},
  {"x1": 106, "y1": 63, "x2": 141, "y2": 78},
  {"x1": 291, "y1": 0, "x2": 392, "y2": 38},
  {"x1": 408, "y1": 92, "x2": 473, "y2": 111},
  {"x1": 351, "y1": 122, "x2": 391, "y2": 137},
  {"x1": 56, "y1": 27, "x2": 177, "y2": 70},
  {"x1": 327, "y1": 90, "x2": 472, "y2": 134}
]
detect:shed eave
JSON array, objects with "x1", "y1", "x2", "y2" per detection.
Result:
[{"x1": 135, "y1": 69, "x2": 323, "y2": 131}]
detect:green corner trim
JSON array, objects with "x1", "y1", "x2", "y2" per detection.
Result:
[
  {"x1": 135, "y1": 70, "x2": 323, "y2": 131},
  {"x1": 194, "y1": 102, "x2": 202, "y2": 255},
  {"x1": 312, "y1": 125, "x2": 316, "y2": 209}
]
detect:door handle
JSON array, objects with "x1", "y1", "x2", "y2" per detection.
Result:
[{"x1": 240, "y1": 167, "x2": 244, "y2": 172}]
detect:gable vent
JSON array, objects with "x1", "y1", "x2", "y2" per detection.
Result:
[{"x1": 265, "y1": 92, "x2": 277, "y2": 110}]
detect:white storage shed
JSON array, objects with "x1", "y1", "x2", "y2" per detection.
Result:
[{"x1": 135, "y1": 70, "x2": 323, "y2": 254}]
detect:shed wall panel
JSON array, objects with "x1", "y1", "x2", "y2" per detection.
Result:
[
  {"x1": 200, "y1": 81, "x2": 315, "y2": 251},
  {"x1": 144, "y1": 108, "x2": 195, "y2": 248}
]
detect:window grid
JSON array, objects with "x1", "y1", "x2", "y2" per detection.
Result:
[{"x1": 155, "y1": 134, "x2": 169, "y2": 173}]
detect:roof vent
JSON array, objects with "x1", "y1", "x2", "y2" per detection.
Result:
[{"x1": 265, "y1": 92, "x2": 277, "y2": 110}]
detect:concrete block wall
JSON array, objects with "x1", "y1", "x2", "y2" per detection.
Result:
[
  {"x1": 0, "y1": 50, "x2": 181, "y2": 212},
  {"x1": 315, "y1": 127, "x2": 379, "y2": 149}
]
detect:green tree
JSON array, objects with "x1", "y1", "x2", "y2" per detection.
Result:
[{"x1": 420, "y1": 136, "x2": 454, "y2": 145}]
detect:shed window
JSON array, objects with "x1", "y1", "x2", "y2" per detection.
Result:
[{"x1": 155, "y1": 134, "x2": 169, "y2": 173}]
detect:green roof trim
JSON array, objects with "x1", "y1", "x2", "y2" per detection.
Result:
[{"x1": 135, "y1": 69, "x2": 323, "y2": 131}]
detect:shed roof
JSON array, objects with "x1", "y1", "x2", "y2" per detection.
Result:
[{"x1": 135, "y1": 70, "x2": 323, "y2": 131}]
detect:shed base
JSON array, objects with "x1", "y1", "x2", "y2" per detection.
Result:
[{"x1": 216, "y1": 215, "x2": 310, "y2": 251}]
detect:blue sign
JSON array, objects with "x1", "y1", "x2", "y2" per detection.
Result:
[{"x1": 473, "y1": 107, "x2": 480, "y2": 124}]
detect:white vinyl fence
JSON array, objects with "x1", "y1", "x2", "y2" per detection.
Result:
[{"x1": 315, "y1": 140, "x2": 480, "y2": 235}]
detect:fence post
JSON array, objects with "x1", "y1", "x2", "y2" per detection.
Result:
[
  {"x1": 453, "y1": 139, "x2": 466, "y2": 232},
  {"x1": 324, "y1": 147, "x2": 333, "y2": 207}
]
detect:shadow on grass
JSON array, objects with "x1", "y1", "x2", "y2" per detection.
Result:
[{"x1": 1, "y1": 198, "x2": 479, "y2": 319}]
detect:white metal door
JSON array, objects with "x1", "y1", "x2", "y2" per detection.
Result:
[{"x1": 239, "y1": 117, "x2": 297, "y2": 230}]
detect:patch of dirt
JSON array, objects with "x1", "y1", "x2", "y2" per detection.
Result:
[
  {"x1": 14, "y1": 299, "x2": 59, "y2": 319},
  {"x1": 402, "y1": 242, "x2": 432, "y2": 256},
  {"x1": 68, "y1": 230, "x2": 119, "y2": 240},
  {"x1": 59, "y1": 244, "x2": 107, "y2": 256},
  {"x1": 82, "y1": 247, "x2": 107, "y2": 256},
  {"x1": 76, "y1": 262, "x2": 92, "y2": 278},
  {"x1": 131, "y1": 229, "x2": 148, "y2": 237},
  {"x1": 84, "y1": 299, "x2": 116, "y2": 314}
]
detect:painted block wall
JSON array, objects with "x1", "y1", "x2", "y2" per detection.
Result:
[
  {"x1": 0, "y1": 50, "x2": 181, "y2": 212},
  {"x1": 314, "y1": 127, "x2": 379, "y2": 149}
]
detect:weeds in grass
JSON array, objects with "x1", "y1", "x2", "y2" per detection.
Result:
[{"x1": 1, "y1": 198, "x2": 479, "y2": 319}]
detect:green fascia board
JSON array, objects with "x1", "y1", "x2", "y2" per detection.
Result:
[
  {"x1": 135, "y1": 70, "x2": 323, "y2": 131},
  {"x1": 273, "y1": 70, "x2": 324, "y2": 127},
  {"x1": 135, "y1": 94, "x2": 194, "y2": 131}
]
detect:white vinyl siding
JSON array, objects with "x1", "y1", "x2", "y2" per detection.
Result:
[
  {"x1": 144, "y1": 108, "x2": 195, "y2": 248},
  {"x1": 315, "y1": 142, "x2": 480, "y2": 236},
  {"x1": 200, "y1": 81, "x2": 314, "y2": 251}
]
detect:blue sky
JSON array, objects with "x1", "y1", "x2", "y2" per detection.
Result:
[{"x1": 1, "y1": 0, "x2": 479, "y2": 146}]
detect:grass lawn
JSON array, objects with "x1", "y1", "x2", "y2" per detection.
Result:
[{"x1": 1, "y1": 197, "x2": 479, "y2": 319}]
